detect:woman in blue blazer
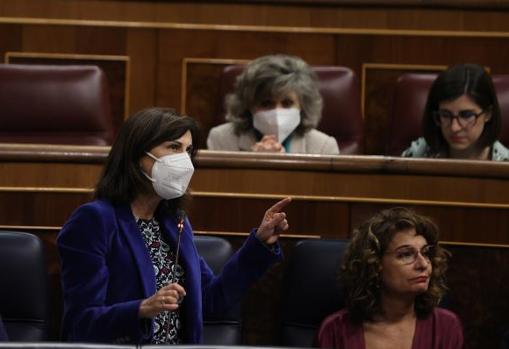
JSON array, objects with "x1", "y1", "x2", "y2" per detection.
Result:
[{"x1": 57, "y1": 107, "x2": 290, "y2": 344}]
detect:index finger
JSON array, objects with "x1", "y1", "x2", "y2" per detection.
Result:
[{"x1": 266, "y1": 197, "x2": 292, "y2": 214}]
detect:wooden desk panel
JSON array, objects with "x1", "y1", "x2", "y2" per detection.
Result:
[{"x1": 1, "y1": 146, "x2": 509, "y2": 244}]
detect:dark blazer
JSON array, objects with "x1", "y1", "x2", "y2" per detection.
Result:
[
  {"x1": 57, "y1": 199, "x2": 281, "y2": 344},
  {"x1": 0, "y1": 315, "x2": 8, "y2": 341}
]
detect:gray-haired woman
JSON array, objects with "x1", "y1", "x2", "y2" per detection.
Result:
[{"x1": 207, "y1": 54, "x2": 339, "y2": 155}]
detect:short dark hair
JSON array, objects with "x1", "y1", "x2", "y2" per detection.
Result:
[
  {"x1": 341, "y1": 207, "x2": 449, "y2": 323},
  {"x1": 95, "y1": 107, "x2": 199, "y2": 210},
  {"x1": 423, "y1": 64, "x2": 502, "y2": 155}
]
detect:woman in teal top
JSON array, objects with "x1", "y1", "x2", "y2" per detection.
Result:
[{"x1": 402, "y1": 64, "x2": 509, "y2": 161}]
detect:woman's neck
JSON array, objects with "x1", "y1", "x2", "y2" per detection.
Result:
[
  {"x1": 376, "y1": 292, "x2": 416, "y2": 323},
  {"x1": 449, "y1": 145, "x2": 490, "y2": 160},
  {"x1": 131, "y1": 194, "x2": 161, "y2": 220}
]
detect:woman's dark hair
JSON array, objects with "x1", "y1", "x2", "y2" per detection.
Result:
[
  {"x1": 95, "y1": 107, "x2": 199, "y2": 211},
  {"x1": 341, "y1": 207, "x2": 449, "y2": 323},
  {"x1": 423, "y1": 63, "x2": 502, "y2": 156}
]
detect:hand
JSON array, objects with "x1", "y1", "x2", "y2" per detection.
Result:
[
  {"x1": 251, "y1": 135, "x2": 285, "y2": 153},
  {"x1": 256, "y1": 197, "x2": 291, "y2": 245},
  {"x1": 139, "y1": 283, "x2": 186, "y2": 319}
]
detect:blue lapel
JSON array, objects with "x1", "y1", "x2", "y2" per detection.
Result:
[{"x1": 116, "y1": 204, "x2": 156, "y2": 298}]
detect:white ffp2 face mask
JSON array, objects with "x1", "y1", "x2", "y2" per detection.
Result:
[
  {"x1": 144, "y1": 152, "x2": 194, "y2": 200},
  {"x1": 252, "y1": 107, "x2": 301, "y2": 142}
]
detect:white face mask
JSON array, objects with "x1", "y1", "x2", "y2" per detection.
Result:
[
  {"x1": 252, "y1": 107, "x2": 301, "y2": 142},
  {"x1": 144, "y1": 152, "x2": 194, "y2": 200}
]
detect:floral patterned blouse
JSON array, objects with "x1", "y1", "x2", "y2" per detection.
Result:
[
  {"x1": 401, "y1": 137, "x2": 509, "y2": 161},
  {"x1": 137, "y1": 217, "x2": 185, "y2": 344}
]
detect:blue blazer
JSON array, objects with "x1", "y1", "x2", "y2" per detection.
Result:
[
  {"x1": 0, "y1": 315, "x2": 8, "y2": 341},
  {"x1": 57, "y1": 199, "x2": 281, "y2": 344}
]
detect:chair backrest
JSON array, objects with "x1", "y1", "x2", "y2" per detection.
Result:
[
  {"x1": 0, "y1": 231, "x2": 50, "y2": 341},
  {"x1": 492, "y1": 75, "x2": 509, "y2": 146},
  {"x1": 0, "y1": 64, "x2": 113, "y2": 145},
  {"x1": 216, "y1": 65, "x2": 364, "y2": 154},
  {"x1": 387, "y1": 72, "x2": 509, "y2": 156},
  {"x1": 280, "y1": 239, "x2": 348, "y2": 347},
  {"x1": 193, "y1": 236, "x2": 241, "y2": 345}
]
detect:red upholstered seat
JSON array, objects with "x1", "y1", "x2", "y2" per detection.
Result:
[
  {"x1": 0, "y1": 64, "x2": 113, "y2": 145},
  {"x1": 216, "y1": 65, "x2": 364, "y2": 155},
  {"x1": 387, "y1": 73, "x2": 509, "y2": 156},
  {"x1": 386, "y1": 74, "x2": 435, "y2": 156}
]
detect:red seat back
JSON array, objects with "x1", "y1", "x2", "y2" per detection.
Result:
[{"x1": 0, "y1": 64, "x2": 113, "y2": 145}]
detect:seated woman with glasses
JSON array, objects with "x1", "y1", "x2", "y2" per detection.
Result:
[
  {"x1": 402, "y1": 63, "x2": 509, "y2": 160},
  {"x1": 317, "y1": 207, "x2": 463, "y2": 349}
]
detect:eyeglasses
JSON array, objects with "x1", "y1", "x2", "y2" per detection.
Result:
[
  {"x1": 433, "y1": 109, "x2": 484, "y2": 129},
  {"x1": 385, "y1": 245, "x2": 435, "y2": 265}
]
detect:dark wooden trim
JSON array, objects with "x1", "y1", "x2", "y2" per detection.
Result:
[
  {"x1": 151, "y1": 0, "x2": 509, "y2": 11},
  {"x1": 0, "y1": 144, "x2": 108, "y2": 163},
  {"x1": 1, "y1": 145, "x2": 509, "y2": 178}
]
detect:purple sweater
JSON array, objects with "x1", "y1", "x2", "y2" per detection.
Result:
[{"x1": 317, "y1": 308, "x2": 463, "y2": 349}]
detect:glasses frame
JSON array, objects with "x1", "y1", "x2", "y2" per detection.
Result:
[
  {"x1": 384, "y1": 244, "x2": 435, "y2": 265},
  {"x1": 433, "y1": 109, "x2": 485, "y2": 129}
]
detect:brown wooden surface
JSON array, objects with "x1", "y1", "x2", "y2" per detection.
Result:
[
  {"x1": 188, "y1": 0, "x2": 509, "y2": 8},
  {"x1": 2, "y1": 1, "x2": 509, "y2": 30},
  {"x1": 1, "y1": 145, "x2": 509, "y2": 242}
]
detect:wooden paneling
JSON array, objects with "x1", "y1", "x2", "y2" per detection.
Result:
[
  {"x1": 126, "y1": 28, "x2": 157, "y2": 113},
  {"x1": 188, "y1": 196, "x2": 350, "y2": 238},
  {"x1": 350, "y1": 203, "x2": 509, "y2": 244},
  {"x1": 156, "y1": 29, "x2": 336, "y2": 115},
  {"x1": 20, "y1": 25, "x2": 75, "y2": 52},
  {"x1": 192, "y1": 168, "x2": 509, "y2": 205},
  {"x1": 3, "y1": 1, "x2": 509, "y2": 31},
  {"x1": 2, "y1": 145, "x2": 509, "y2": 243},
  {"x1": 0, "y1": 191, "x2": 93, "y2": 226}
]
